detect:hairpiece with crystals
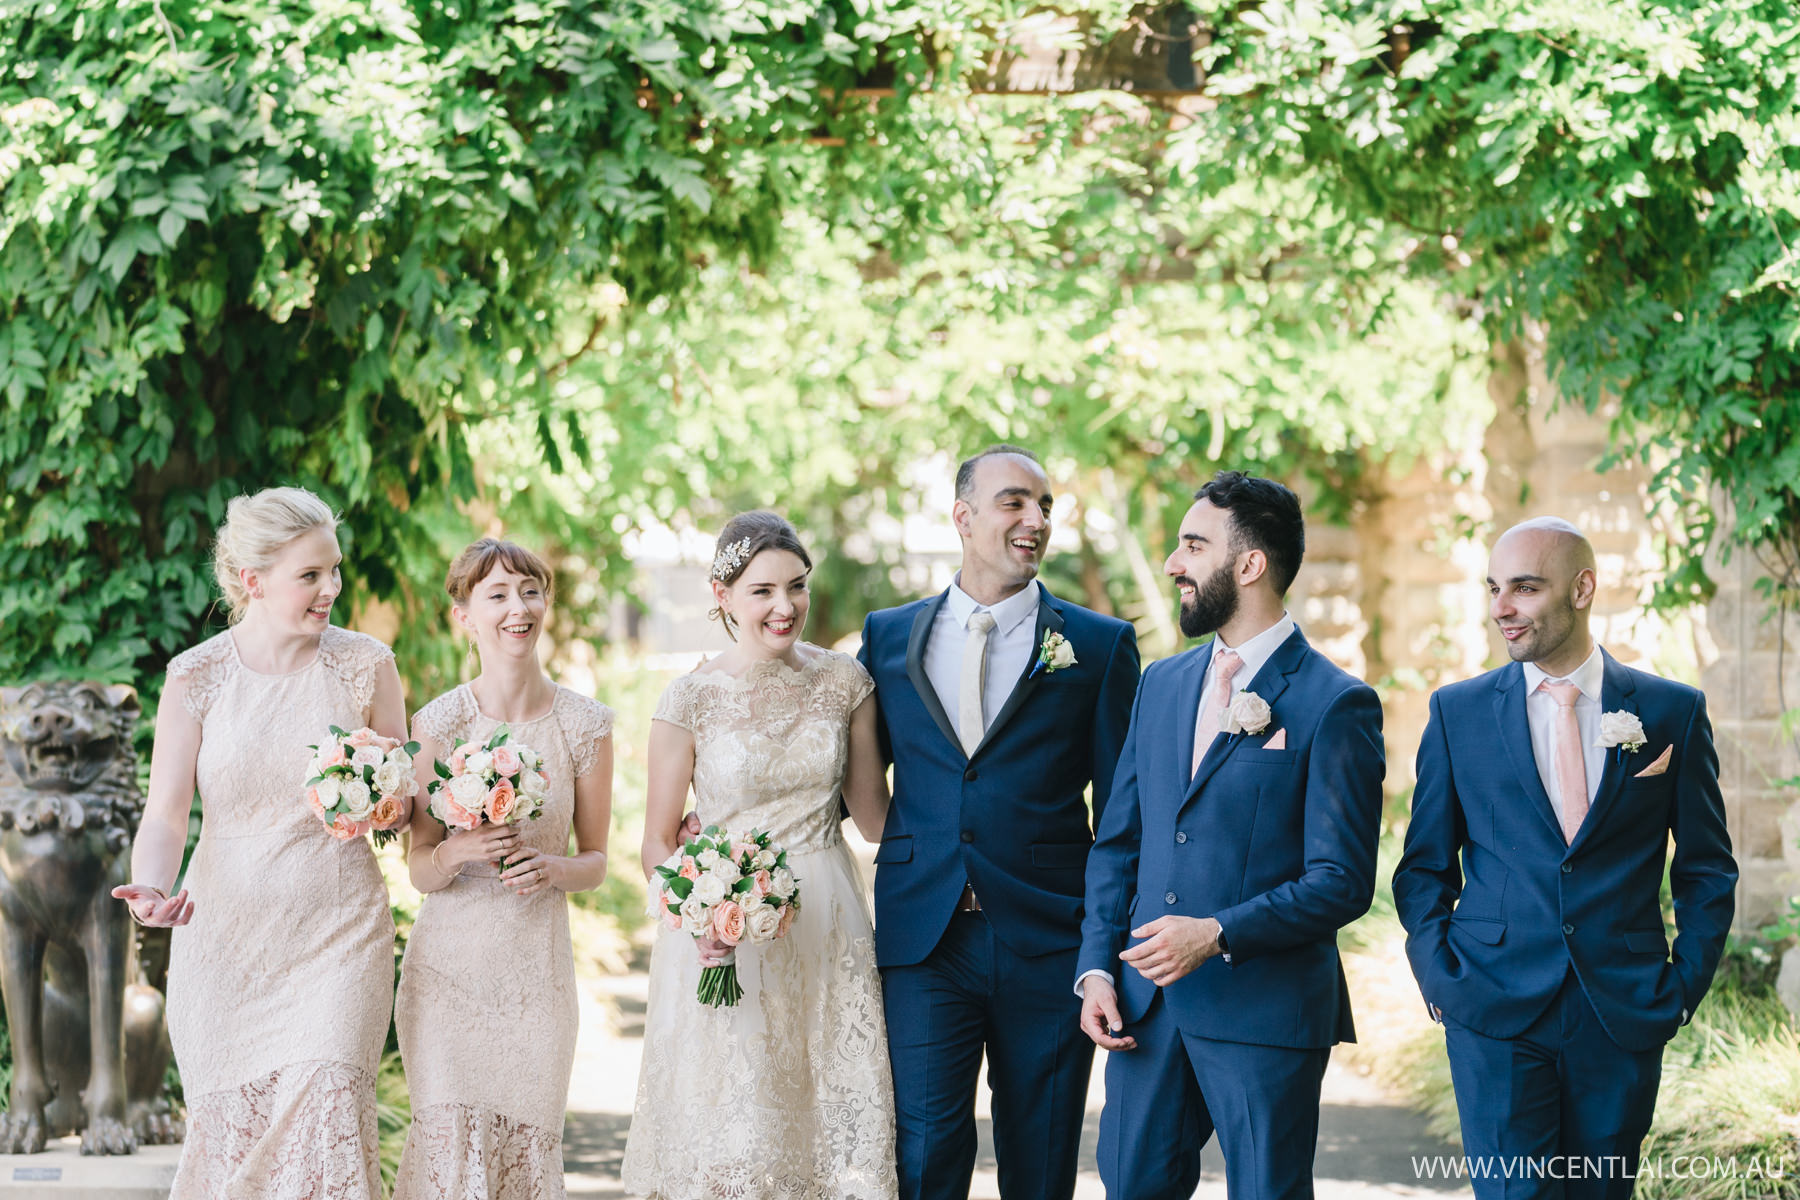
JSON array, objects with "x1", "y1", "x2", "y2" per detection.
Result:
[{"x1": 711, "y1": 537, "x2": 754, "y2": 581}]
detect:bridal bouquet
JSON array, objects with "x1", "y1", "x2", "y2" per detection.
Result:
[
  {"x1": 304, "y1": 726, "x2": 419, "y2": 846},
  {"x1": 425, "y1": 725, "x2": 549, "y2": 832},
  {"x1": 649, "y1": 825, "x2": 801, "y2": 1007}
]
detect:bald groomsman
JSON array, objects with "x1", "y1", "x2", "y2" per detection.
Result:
[{"x1": 1394, "y1": 517, "x2": 1738, "y2": 1199}]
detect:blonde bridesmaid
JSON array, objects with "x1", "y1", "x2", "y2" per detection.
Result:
[{"x1": 116, "y1": 486, "x2": 408, "y2": 1199}]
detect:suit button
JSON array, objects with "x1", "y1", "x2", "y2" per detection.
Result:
[
  {"x1": 964, "y1": 768, "x2": 978, "y2": 782},
  {"x1": 1561, "y1": 862, "x2": 1572, "y2": 874},
  {"x1": 1165, "y1": 891, "x2": 1178, "y2": 905},
  {"x1": 1175, "y1": 832, "x2": 1188, "y2": 844},
  {"x1": 1562, "y1": 923, "x2": 1575, "y2": 935},
  {"x1": 960, "y1": 831, "x2": 974, "y2": 844}
]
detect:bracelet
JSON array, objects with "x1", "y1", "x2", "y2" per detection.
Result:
[
  {"x1": 431, "y1": 841, "x2": 463, "y2": 880},
  {"x1": 124, "y1": 884, "x2": 168, "y2": 926}
]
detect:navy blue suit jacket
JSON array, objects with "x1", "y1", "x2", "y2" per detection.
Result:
[
  {"x1": 1078, "y1": 628, "x2": 1385, "y2": 1049},
  {"x1": 1392, "y1": 652, "x2": 1738, "y2": 1053},
  {"x1": 858, "y1": 587, "x2": 1139, "y2": 969}
]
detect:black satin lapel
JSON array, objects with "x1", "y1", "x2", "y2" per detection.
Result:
[
  {"x1": 975, "y1": 594, "x2": 1065, "y2": 757},
  {"x1": 904, "y1": 595, "x2": 963, "y2": 757},
  {"x1": 1493, "y1": 670, "x2": 1565, "y2": 843}
]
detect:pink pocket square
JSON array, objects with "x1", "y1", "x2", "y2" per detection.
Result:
[
  {"x1": 1264, "y1": 728, "x2": 1287, "y2": 751},
  {"x1": 1635, "y1": 745, "x2": 1672, "y2": 777}
]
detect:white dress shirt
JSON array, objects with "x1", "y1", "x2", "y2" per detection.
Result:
[
  {"x1": 1077, "y1": 612, "x2": 1297, "y2": 999},
  {"x1": 924, "y1": 578, "x2": 1042, "y2": 744},
  {"x1": 1521, "y1": 645, "x2": 1606, "y2": 823}
]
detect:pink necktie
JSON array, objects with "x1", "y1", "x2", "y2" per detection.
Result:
[
  {"x1": 1192, "y1": 649, "x2": 1244, "y2": 776},
  {"x1": 1539, "y1": 679, "x2": 1588, "y2": 843}
]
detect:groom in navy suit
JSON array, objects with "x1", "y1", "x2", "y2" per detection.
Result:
[
  {"x1": 858, "y1": 445, "x2": 1140, "y2": 1200},
  {"x1": 1077, "y1": 471, "x2": 1385, "y2": 1200},
  {"x1": 1393, "y1": 518, "x2": 1737, "y2": 1198}
]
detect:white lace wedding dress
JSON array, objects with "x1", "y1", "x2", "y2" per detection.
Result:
[{"x1": 621, "y1": 650, "x2": 897, "y2": 1200}]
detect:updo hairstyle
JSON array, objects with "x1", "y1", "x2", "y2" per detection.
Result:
[
  {"x1": 444, "y1": 538, "x2": 555, "y2": 607},
  {"x1": 212, "y1": 487, "x2": 338, "y2": 624},
  {"x1": 707, "y1": 511, "x2": 812, "y2": 640}
]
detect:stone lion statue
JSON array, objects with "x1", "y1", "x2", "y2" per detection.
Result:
[{"x1": 0, "y1": 680, "x2": 180, "y2": 1154}]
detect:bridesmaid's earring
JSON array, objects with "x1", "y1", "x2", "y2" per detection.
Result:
[{"x1": 465, "y1": 638, "x2": 477, "y2": 673}]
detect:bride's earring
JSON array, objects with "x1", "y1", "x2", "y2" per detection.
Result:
[{"x1": 465, "y1": 637, "x2": 477, "y2": 674}]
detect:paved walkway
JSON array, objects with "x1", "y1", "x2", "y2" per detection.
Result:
[{"x1": 562, "y1": 970, "x2": 1472, "y2": 1200}]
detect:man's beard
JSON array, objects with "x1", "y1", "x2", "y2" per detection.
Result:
[{"x1": 1178, "y1": 565, "x2": 1238, "y2": 639}]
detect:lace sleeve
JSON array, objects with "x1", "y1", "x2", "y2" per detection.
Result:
[
  {"x1": 320, "y1": 628, "x2": 396, "y2": 723},
  {"x1": 411, "y1": 688, "x2": 473, "y2": 752},
  {"x1": 823, "y1": 652, "x2": 875, "y2": 720},
  {"x1": 652, "y1": 676, "x2": 697, "y2": 732},
  {"x1": 560, "y1": 690, "x2": 616, "y2": 779},
  {"x1": 164, "y1": 636, "x2": 232, "y2": 725}
]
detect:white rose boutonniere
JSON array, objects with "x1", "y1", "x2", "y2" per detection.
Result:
[
  {"x1": 1595, "y1": 710, "x2": 1647, "y2": 753},
  {"x1": 1221, "y1": 691, "x2": 1273, "y2": 736},
  {"x1": 1033, "y1": 631, "x2": 1077, "y2": 677}
]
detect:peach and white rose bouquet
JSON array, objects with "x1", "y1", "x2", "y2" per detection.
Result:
[
  {"x1": 649, "y1": 825, "x2": 800, "y2": 1007},
  {"x1": 424, "y1": 724, "x2": 549, "y2": 832},
  {"x1": 304, "y1": 726, "x2": 418, "y2": 846}
]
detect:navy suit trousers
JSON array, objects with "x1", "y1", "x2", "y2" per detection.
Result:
[{"x1": 1444, "y1": 969, "x2": 1663, "y2": 1200}]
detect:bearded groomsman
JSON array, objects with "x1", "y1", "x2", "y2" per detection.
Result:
[
  {"x1": 859, "y1": 444, "x2": 1140, "y2": 1200},
  {"x1": 1078, "y1": 471, "x2": 1386, "y2": 1200},
  {"x1": 1393, "y1": 517, "x2": 1738, "y2": 1198}
]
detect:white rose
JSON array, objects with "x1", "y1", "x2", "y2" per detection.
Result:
[
  {"x1": 313, "y1": 777, "x2": 342, "y2": 809},
  {"x1": 385, "y1": 747, "x2": 412, "y2": 766},
  {"x1": 1596, "y1": 710, "x2": 1647, "y2": 750},
  {"x1": 464, "y1": 749, "x2": 494, "y2": 777},
  {"x1": 522, "y1": 770, "x2": 549, "y2": 799},
  {"x1": 679, "y1": 895, "x2": 709, "y2": 935},
  {"x1": 1048, "y1": 637, "x2": 1076, "y2": 669},
  {"x1": 519, "y1": 747, "x2": 541, "y2": 770},
  {"x1": 769, "y1": 868, "x2": 797, "y2": 900},
  {"x1": 1221, "y1": 691, "x2": 1272, "y2": 735},
  {"x1": 745, "y1": 903, "x2": 782, "y2": 943},
  {"x1": 752, "y1": 849, "x2": 777, "y2": 871},
  {"x1": 447, "y1": 772, "x2": 488, "y2": 808},
  {"x1": 692, "y1": 874, "x2": 728, "y2": 907},
  {"x1": 373, "y1": 761, "x2": 409, "y2": 798},
  {"x1": 340, "y1": 779, "x2": 374, "y2": 818},
  {"x1": 697, "y1": 849, "x2": 722, "y2": 871},
  {"x1": 350, "y1": 745, "x2": 384, "y2": 770},
  {"x1": 713, "y1": 858, "x2": 742, "y2": 885}
]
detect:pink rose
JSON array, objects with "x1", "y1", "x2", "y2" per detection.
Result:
[
  {"x1": 753, "y1": 869, "x2": 773, "y2": 895},
  {"x1": 443, "y1": 801, "x2": 480, "y2": 832},
  {"x1": 485, "y1": 779, "x2": 517, "y2": 824},
  {"x1": 348, "y1": 727, "x2": 380, "y2": 748},
  {"x1": 327, "y1": 813, "x2": 365, "y2": 840},
  {"x1": 491, "y1": 745, "x2": 521, "y2": 777},
  {"x1": 370, "y1": 797, "x2": 403, "y2": 829},
  {"x1": 306, "y1": 787, "x2": 328, "y2": 819},
  {"x1": 447, "y1": 745, "x2": 470, "y2": 774},
  {"x1": 323, "y1": 744, "x2": 348, "y2": 768},
  {"x1": 710, "y1": 900, "x2": 746, "y2": 946},
  {"x1": 678, "y1": 857, "x2": 699, "y2": 881}
]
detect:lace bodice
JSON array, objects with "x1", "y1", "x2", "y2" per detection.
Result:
[{"x1": 653, "y1": 650, "x2": 874, "y2": 855}]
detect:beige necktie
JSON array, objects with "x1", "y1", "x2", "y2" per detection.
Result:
[
  {"x1": 959, "y1": 611, "x2": 997, "y2": 755},
  {"x1": 1539, "y1": 679, "x2": 1589, "y2": 843},
  {"x1": 1192, "y1": 649, "x2": 1244, "y2": 776}
]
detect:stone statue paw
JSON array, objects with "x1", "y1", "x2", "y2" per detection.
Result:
[
  {"x1": 0, "y1": 1109, "x2": 48, "y2": 1154},
  {"x1": 128, "y1": 1100, "x2": 182, "y2": 1146},
  {"x1": 80, "y1": 1113, "x2": 136, "y2": 1156}
]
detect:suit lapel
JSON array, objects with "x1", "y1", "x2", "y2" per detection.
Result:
[
  {"x1": 1184, "y1": 627, "x2": 1304, "y2": 803},
  {"x1": 1569, "y1": 650, "x2": 1638, "y2": 852},
  {"x1": 973, "y1": 589, "x2": 1063, "y2": 757},
  {"x1": 904, "y1": 592, "x2": 963, "y2": 758},
  {"x1": 1492, "y1": 664, "x2": 1566, "y2": 844}
]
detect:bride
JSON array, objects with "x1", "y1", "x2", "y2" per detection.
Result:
[{"x1": 620, "y1": 510, "x2": 897, "y2": 1199}]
